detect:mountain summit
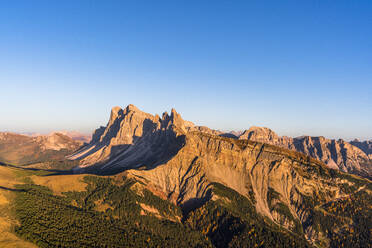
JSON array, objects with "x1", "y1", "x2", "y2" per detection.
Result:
[{"x1": 69, "y1": 105, "x2": 193, "y2": 172}]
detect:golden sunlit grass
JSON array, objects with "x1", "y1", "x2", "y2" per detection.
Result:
[
  {"x1": 0, "y1": 191, "x2": 9, "y2": 205},
  {"x1": 0, "y1": 201, "x2": 37, "y2": 248},
  {"x1": 0, "y1": 166, "x2": 20, "y2": 188},
  {"x1": 31, "y1": 174, "x2": 87, "y2": 195}
]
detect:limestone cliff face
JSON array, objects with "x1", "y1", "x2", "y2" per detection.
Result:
[
  {"x1": 239, "y1": 127, "x2": 372, "y2": 178},
  {"x1": 127, "y1": 132, "x2": 363, "y2": 244}
]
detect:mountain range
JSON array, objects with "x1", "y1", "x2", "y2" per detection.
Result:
[
  {"x1": 70, "y1": 105, "x2": 372, "y2": 180},
  {"x1": 238, "y1": 127, "x2": 372, "y2": 179},
  {"x1": 64, "y1": 104, "x2": 371, "y2": 247},
  {"x1": 0, "y1": 104, "x2": 370, "y2": 248}
]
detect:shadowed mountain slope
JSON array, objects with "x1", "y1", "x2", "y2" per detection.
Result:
[{"x1": 351, "y1": 139, "x2": 372, "y2": 158}]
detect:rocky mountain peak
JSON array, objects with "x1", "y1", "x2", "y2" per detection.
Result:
[
  {"x1": 70, "y1": 105, "x2": 190, "y2": 170},
  {"x1": 124, "y1": 104, "x2": 140, "y2": 113},
  {"x1": 162, "y1": 111, "x2": 169, "y2": 120},
  {"x1": 239, "y1": 126, "x2": 284, "y2": 146},
  {"x1": 170, "y1": 108, "x2": 178, "y2": 118},
  {"x1": 111, "y1": 105, "x2": 122, "y2": 114},
  {"x1": 247, "y1": 126, "x2": 277, "y2": 135},
  {"x1": 169, "y1": 108, "x2": 190, "y2": 131},
  {"x1": 109, "y1": 106, "x2": 123, "y2": 124}
]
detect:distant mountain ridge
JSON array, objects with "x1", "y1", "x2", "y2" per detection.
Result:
[
  {"x1": 56, "y1": 131, "x2": 91, "y2": 143},
  {"x1": 238, "y1": 127, "x2": 372, "y2": 179},
  {"x1": 21, "y1": 131, "x2": 91, "y2": 143},
  {"x1": 0, "y1": 132, "x2": 82, "y2": 165}
]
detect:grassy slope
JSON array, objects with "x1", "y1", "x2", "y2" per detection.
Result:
[
  {"x1": 0, "y1": 164, "x2": 211, "y2": 248},
  {"x1": 30, "y1": 174, "x2": 87, "y2": 195},
  {"x1": 0, "y1": 166, "x2": 37, "y2": 248}
]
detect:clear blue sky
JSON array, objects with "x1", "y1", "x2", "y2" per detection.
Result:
[{"x1": 0, "y1": 0, "x2": 371, "y2": 140}]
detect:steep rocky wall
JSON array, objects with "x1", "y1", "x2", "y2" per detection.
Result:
[{"x1": 128, "y1": 132, "x2": 346, "y2": 243}]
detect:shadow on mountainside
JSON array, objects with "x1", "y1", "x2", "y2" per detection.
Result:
[
  {"x1": 219, "y1": 133, "x2": 238, "y2": 139},
  {"x1": 180, "y1": 189, "x2": 213, "y2": 220},
  {"x1": 0, "y1": 162, "x2": 75, "y2": 176},
  {"x1": 0, "y1": 185, "x2": 27, "y2": 192},
  {"x1": 70, "y1": 118, "x2": 187, "y2": 176},
  {"x1": 77, "y1": 136, "x2": 186, "y2": 176},
  {"x1": 68, "y1": 110, "x2": 128, "y2": 161}
]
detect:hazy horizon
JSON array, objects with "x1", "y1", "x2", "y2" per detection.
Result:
[
  {"x1": 1, "y1": 103, "x2": 371, "y2": 142},
  {"x1": 1, "y1": 1, "x2": 371, "y2": 140}
]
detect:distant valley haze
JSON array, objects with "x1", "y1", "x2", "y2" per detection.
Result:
[{"x1": 1, "y1": 104, "x2": 371, "y2": 142}]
